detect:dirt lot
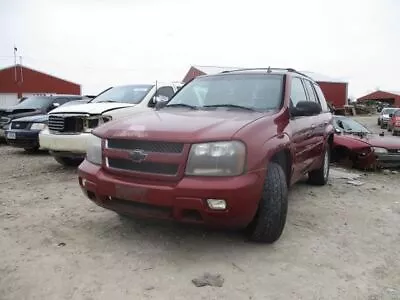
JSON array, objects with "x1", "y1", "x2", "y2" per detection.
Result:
[{"x1": 1, "y1": 116, "x2": 400, "y2": 300}]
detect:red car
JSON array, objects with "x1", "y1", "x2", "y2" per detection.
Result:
[
  {"x1": 387, "y1": 109, "x2": 400, "y2": 136},
  {"x1": 332, "y1": 116, "x2": 400, "y2": 169},
  {"x1": 78, "y1": 68, "x2": 334, "y2": 243}
]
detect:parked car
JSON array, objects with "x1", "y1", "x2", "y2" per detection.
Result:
[
  {"x1": 39, "y1": 83, "x2": 182, "y2": 166},
  {"x1": 4, "y1": 98, "x2": 91, "y2": 152},
  {"x1": 0, "y1": 95, "x2": 87, "y2": 140},
  {"x1": 78, "y1": 68, "x2": 334, "y2": 243},
  {"x1": 332, "y1": 115, "x2": 400, "y2": 169},
  {"x1": 387, "y1": 109, "x2": 400, "y2": 136},
  {"x1": 377, "y1": 107, "x2": 399, "y2": 128}
]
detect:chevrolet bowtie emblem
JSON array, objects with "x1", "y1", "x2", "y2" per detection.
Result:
[{"x1": 130, "y1": 149, "x2": 147, "y2": 163}]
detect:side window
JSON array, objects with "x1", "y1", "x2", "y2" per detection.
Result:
[
  {"x1": 290, "y1": 77, "x2": 308, "y2": 107},
  {"x1": 54, "y1": 97, "x2": 69, "y2": 105},
  {"x1": 313, "y1": 84, "x2": 329, "y2": 112},
  {"x1": 157, "y1": 86, "x2": 175, "y2": 100},
  {"x1": 303, "y1": 80, "x2": 318, "y2": 103}
]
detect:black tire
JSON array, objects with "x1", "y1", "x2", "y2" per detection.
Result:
[
  {"x1": 393, "y1": 130, "x2": 398, "y2": 136},
  {"x1": 245, "y1": 162, "x2": 288, "y2": 243},
  {"x1": 381, "y1": 123, "x2": 385, "y2": 129},
  {"x1": 388, "y1": 126, "x2": 392, "y2": 132},
  {"x1": 24, "y1": 146, "x2": 39, "y2": 153},
  {"x1": 54, "y1": 156, "x2": 83, "y2": 167},
  {"x1": 308, "y1": 147, "x2": 330, "y2": 186},
  {"x1": 378, "y1": 119, "x2": 381, "y2": 125}
]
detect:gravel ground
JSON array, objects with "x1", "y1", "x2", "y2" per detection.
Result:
[{"x1": 1, "y1": 116, "x2": 400, "y2": 300}]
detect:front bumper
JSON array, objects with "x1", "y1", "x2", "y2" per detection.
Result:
[
  {"x1": 78, "y1": 160, "x2": 264, "y2": 229},
  {"x1": 4, "y1": 129, "x2": 40, "y2": 149},
  {"x1": 376, "y1": 153, "x2": 400, "y2": 168},
  {"x1": 39, "y1": 129, "x2": 90, "y2": 155}
]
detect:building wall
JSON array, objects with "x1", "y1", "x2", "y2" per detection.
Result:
[
  {"x1": 0, "y1": 65, "x2": 81, "y2": 98},
  {"x1": 182, "y1": 67, "x2": 206, "y2": 83},
  {"x1": 357, "y1": 91, "x2": 400, "y2": 107},
  {"x1": 0, "y1": 93, "x2": 19, "y2": 108},
  {"x1": 317, "y1": 82, "x2": 348, "y2": 109}
]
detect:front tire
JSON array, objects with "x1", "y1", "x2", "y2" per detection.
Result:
[
  {"x1": 245, "y1": 162, "x2": 288, "y2": 243},
  {"x1": 54, "y1": 156, "x2": 83, "y2": 167},
  {"x1": 308, "y1": 147, "x2": 330, "y2": 186}
]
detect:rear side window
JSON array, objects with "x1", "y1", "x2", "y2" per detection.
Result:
[
  {"x1": 303, "y1": 80, "x2": 319, "y2": 103},
  {"x1": 313, "y1": 84, "x2": 329, "y2": 112},
  {"x1": 290, "y1": 77, "x2": 307, "y2": 106},
  {"x1": 157, "y1": 86, "x2": 175, "y2": 100}
]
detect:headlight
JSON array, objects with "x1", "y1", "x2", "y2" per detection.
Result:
[
  {"x1": 83, "y1": 115, "x2": 112, "y2": 132},
  {"x1": 185, "y1": 141, "x2": 246, "y2": 176},
  {"x1": 30, "y1": 123, "x2": 48, "y2": 130},
  {"x1": 86, "y1": 135, "x2": 102, "y2": 165},
  {"x1": 373, "y1": 147, "x2": 388, "y2": 154}
]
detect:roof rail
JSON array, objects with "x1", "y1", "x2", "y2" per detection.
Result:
[{"x1": 220, "y1": 67, "x2": 312, "y2": 79}]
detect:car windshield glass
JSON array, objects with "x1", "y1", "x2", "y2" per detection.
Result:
[
  {"x1": 14, "y1": 96, "x2": 52, "y2": 109},
  {"x1": 91, "y1": 85, "x2": 154, "y2": 104},
  {"x1": 334, "y1": 117, "x2": 371, "y2": 133},
  {"x1": 166, "y1": 74, "x2": 284, "y2": 111},
  {"x1": 382, "y1": 108, "x2": 397, "y2": 114}
]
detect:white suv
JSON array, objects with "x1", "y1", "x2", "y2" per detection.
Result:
[{"x1": 39, "y1": 82, "x2": 182, "y2": 166}]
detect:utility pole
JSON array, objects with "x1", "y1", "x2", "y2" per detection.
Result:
[{"x1": 13, "y1": 45, "x2": 18, "y2": 82}]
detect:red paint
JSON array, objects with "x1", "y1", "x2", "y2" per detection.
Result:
[
  {"x1": 0, "y1": 65, "x2": 81, "y2": 97},
  {"x1": 357, "y1": 91, "x2": 400, "y2": 107},
  {"x1": 78, "y1": 71, "x2": 334, "y2": 228},
  {"x1": 317, "y1": 82, "x2": 348, "y2": 109}
]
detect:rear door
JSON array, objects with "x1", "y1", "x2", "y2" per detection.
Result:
[{"x1": 289, "y1": 77, "x2": 316, "y2": 179}]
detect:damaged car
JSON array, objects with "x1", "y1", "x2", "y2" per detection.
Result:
[
  {"x1": 332, "y1": 116, "x2": 400, "y2": 169},
  {"x1": 377, "y1": 107, "x2": 399, "y2": 129}
]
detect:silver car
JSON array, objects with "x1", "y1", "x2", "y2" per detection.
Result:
[{"x1": 378, "y1": 108, "x2": 399, "y2": 129}]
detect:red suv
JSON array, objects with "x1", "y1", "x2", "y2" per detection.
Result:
[
  {"x1": 388, "y1": 109, "x2": 400, "y2": 136},
  {"x1": 78, "y1": 68, "x2": 334, "y2": 243}
]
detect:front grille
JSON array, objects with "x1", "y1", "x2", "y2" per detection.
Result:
[
  {"x1": 48, "y1": 115, "x2": 84, "y2": 133},
  {"x1": 107, "y1": 139, "x2": 184, "y2": 153},
  {"x1": 48, "y1": 115, "x2": 65, "y2": 131},
  {"x1": 11, "y1": 122, "x2": 30, "y2": 130},
  {"x1": 108, "y1": 158, "x2": 179, "y2": 175},
  {"x1": 388, "y1": 149, "x2": 400, "y2": 154}
]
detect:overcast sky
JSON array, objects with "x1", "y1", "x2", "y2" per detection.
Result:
[{"x1": 0, "y1": 0, "x2": 399, "y2": 97}]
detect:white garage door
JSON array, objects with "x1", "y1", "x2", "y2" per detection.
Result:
[{"x1": 0, "y1": 93, "x2": 19, "y2": 108}]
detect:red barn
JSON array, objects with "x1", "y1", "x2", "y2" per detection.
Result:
[
  {"x1": 0, "y1": 64, "x2": 81, "y2": 107},
  {"x1": 357, "y1": 90, "x2": 400, "y2": 107},
  {"x1": 182, "y1": 66, "x2": 348, "y2": 109}
]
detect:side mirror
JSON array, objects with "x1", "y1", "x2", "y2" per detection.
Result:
[
  {"x1": 291, "y1": 101, "x2": 322, "y2": 117},
  {"x1": 389, "y1": 113, "x2": 393, "y2": 117},
  {"x1": 334, "y1": 128, "x2": 341, "y2": 134},
  {"x1": 52, "y1": 102, "x2": 60, "y2": 108},
  {"x1": 154, "y1": 95, "x2": 169, "y2": 110}
]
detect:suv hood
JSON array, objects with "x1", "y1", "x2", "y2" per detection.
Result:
[
  {"x1": 0, "y1": 108, "x2": 43, "y2": 120},
  {"x1": 341, "y1": 133, "x2": 400, "y2": 149},
  {"x1": 94, "y1": 109, "x2": 265, "y2": 142},
  {"x1": 49, "y1": 102, "x2": 135, "y2": 115},
  {"x1": 11, "y1": 114, "x2": 49, "y2": 123}
]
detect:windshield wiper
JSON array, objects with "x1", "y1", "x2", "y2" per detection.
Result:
[
  {"x1": 203, "y1": 104, "x2": 256, "y2": 111},
  {"x1": 97, "y1": 100, "x2": 118, "y2": 103},
  {"x1": 165, "y1": 103, "x2": 197, "y2": 109}
]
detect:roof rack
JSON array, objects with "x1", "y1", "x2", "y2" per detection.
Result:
[{"x1": 220, "y1": 67, "x2": 312, "y2": 79}]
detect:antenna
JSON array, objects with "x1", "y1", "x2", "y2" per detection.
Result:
[
  {"x1": 19, "y1": 56, "x2": 23, "y2": 83},
  {"x1": 13, "y1": 45, "x2": 17, "y2": 82}
]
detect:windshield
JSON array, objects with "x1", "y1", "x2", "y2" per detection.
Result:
[
  {"x1": 166, "y1": 74, "x2": 284, "y2": 111},
  {"x1": 334, "y1": 117, "x2": 371, "y2": 133},
  {"x1": 382, "y1": 108, "x2": 397, "y2": 114},
  {"x1": 14, "y1": 96, "x2": 52, "y2": 109},
  {"x1": 91, "y1": 85, "x2": 154, "y2": 104}
]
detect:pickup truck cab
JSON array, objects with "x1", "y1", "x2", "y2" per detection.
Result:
[
  {"x1": 78, "y1": 68, "x2": 334, "y2": 243},
  {"x1": 39, "y1": 82, "x2": 182, "y2": 166}
]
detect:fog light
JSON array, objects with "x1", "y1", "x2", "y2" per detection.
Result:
[{"x1": 206, "y1": 199, "x2": 227, "y2": 210}]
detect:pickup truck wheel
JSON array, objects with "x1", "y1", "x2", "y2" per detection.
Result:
[
  {"x1": 378, "y1": 119, "x2": 381, "y2": 125},
  {"x1": 24, "y1": 146, "x2": 39, "y2": 153},
  {"x1": 308, "y1": 147, "x2": 330, "y2": 186},
  {"x1": 54, "y1": 156, "x2": 83, "y2": 167},
  {"x1": 245, "y1": 162, "x2": 288, "y2": 243}
]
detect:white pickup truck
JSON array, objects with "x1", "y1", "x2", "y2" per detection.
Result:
[{"x1": 39, "y1": 82, "x2": 182, "y2": 166}]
